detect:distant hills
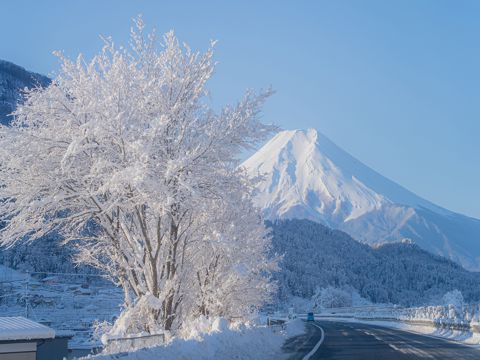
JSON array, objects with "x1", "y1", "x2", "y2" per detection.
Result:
[
  {"x1": 0, "y1": 59, "x2": 50, "y2": 125},
  {"x1": 270, "y1": 219, "x2": 480, "y2": 306},
  {"x1": 243, "y1": 129, "x2": 480, "y2": 270}
]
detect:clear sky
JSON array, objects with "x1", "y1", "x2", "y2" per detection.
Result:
[{"x1": 2, "y1": 0, "x2": 479, "y2": 218}]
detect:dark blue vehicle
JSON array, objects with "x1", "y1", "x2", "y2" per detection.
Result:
[{"x1": 307, "y1": 312, "x2": 315, "y2": 321}]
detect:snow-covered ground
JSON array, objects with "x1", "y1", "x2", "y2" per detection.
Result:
[
  {"x1": 0, "y1": 264, "x2": 309, "y2": 358},
  {"x1": 82, "y1": 318, "x2": 305, "y2": 360},
  {"x1": 0, "y1": 265, "x2": 122, "y2": 349}
]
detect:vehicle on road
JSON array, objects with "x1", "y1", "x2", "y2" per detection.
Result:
[{"x1": 307, "y1": 312, "x2": 314, "y2": 321}]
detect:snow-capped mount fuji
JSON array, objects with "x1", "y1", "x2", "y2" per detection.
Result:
[{"x1": 242, "y1": 128, "x2": 480, "y2": 270}]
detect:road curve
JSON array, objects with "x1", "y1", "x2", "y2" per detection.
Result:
[{"x1": 283, "y1": 320, "x2": 480, "y2": 359}]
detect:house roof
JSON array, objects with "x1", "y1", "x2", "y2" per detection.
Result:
[{"x1": 0, "y1": 317, "x2": 55, "y2": 341}]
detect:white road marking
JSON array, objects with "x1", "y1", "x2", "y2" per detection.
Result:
[
  {"x1": 302, "y1": 323, "x2": 325, "y2": 360},
  {"x1": 364, "y1": 327, "x2": 435, "y2": 358},
  {"x1": 363, "y1": 330, "x2": 384, "y2": 342}
]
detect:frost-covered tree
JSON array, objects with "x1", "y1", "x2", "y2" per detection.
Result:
[
  {"x1": 312, "y1": 286, "x2": 352, "y2": 309},
  {"x1": 442, "y1": 290, "x2": 464, "y2": 309},
  {"x1": 0, "y1": 18, "x2": 277, "y2": 333}
]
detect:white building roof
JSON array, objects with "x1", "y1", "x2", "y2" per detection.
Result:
[{"x1": 0, "y1": 317, "x2": 55, "y2": 341}]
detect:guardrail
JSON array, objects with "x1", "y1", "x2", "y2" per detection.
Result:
[
  {"x1": 266, "y1": 303, "x2": 480, "y2": 336},
  {"x1": 265, "y1": 315, "x2": 287, "y2": 333},
  {"x1": 103, "y1": 333, "x2": 165, "y2": 353}
]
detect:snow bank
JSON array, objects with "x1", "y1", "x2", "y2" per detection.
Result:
[
  {"x1": 84, "y1": 317, "x2": 305, "y2": 360},
  {"x1": 321, "y1": 303, "x2": 480, "y2": 328},
  {"x1": 284, "y1": 318, "x2": 305, "y2": 338},
  {"x1": 399, "y1": 304, "x2": 480, "y2": 327}
]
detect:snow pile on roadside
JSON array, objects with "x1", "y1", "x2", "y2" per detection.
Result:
[
  {"x1": 399, "y1": 304, "x2": 480, "y2": 327},
  {"x1": 284, "y1": 318, "x2": 306, "y2": 338},
  {"x1": 84, "y1": 317, "x2": 305, "y2": 360},
  {"x1": 323, "y1": 301, "x2": 480, "y2": 329},
  {"x1": 401, "y1": 322, "x2": 480, "y2": 345}
]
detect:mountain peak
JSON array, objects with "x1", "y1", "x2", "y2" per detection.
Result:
[
  {"x1": 242, "y1": 128, "x2": 480, "y2": 270},
  {"x1": 243, "y1": 128, "x2": 445, "y2": 217},
  {"x1": 243, "y1": 128, "x2": 387, "y2": 224},
  {"x1": 302, "y1": 128, "x2": 319, "y2": 142}
]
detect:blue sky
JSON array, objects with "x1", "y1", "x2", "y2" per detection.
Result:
[{"x1": 2, "y1": 0, "x2": 479, "y2": 218}]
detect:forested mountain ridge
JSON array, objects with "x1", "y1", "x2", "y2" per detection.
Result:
[
  {"x1": 0, "y1": 59, "x2": 50, "y2": 125},
  {"x1": 269, "y1": 219, "x2": 480, "y2": 306}
]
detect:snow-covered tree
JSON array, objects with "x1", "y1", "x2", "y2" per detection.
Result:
[
  {"x1": 312, "y1": 286, "x2": 352, "y2": 309},
  {"x1": 442, "y1": 290, "x2": 464, "y2": 310},
  {"x1": 0, "y1": 18, "x2": 277, "y2": 334}
]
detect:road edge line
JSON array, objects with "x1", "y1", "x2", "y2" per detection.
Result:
[{"x1": 302, "y1": 323, "x2": 325, "y2": 360}]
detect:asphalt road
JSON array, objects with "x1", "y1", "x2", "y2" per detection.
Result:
[{"x1": 283, "y1": 320, "x2": 480, "y2": 359}]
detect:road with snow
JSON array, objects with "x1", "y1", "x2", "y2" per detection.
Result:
[{"x1": 284, "y1": 320, "x2": 480, "y2": 359}]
